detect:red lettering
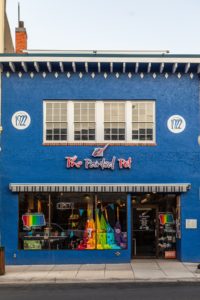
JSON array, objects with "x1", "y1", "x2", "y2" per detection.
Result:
[
  {"x1": 65, "y1": 156, "x2": 83, "y2": 168},
  {"x1": 118, "y1": 157, "x2": 132, "y2": 169}
]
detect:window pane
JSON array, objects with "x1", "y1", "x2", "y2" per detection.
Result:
[
  {"x1": 104, "y1": 102, "x2": 125, "y2": 122},
  {"x1": 104, "y1": 122, "x2": 125, "y2": 141},
  {"x1": 147, "y1": 135, "x2": 153, "y2": 140},
  {"x1": 81, "y1": 103, "x2": 87, "y2": 109},
  {"x1": 139, "y1": 114, "x2": 146, "y2": 122},
  {"x1": 89, "y1": 110, "x2": 95, "y2": 122},
  {"x1": 140, "y1": 135, "x2": 146, "y2": 140},
  {"x1": 89, "y1": 129, "x2": 95, "y2": 134},
  {"x1": 147, "y1": 128, "x2": 153, "y2": 134},
  {"x1": 61, "y1": 103, "x2": 67, "y2": 110},
  {"x1": 132, "y1": 123, "x2": 138, "y2": 130},
  {"x1": 139, "y1": 128, "x2": 145, "y2": 134},
  {"x1": 46, "y1": 110, "x2": 52, "y2": 122},
  {"x1": 46, "y1": 135, "x2": 52, "y2": 140},
  {"x1": 74, "y1": 122, "x2": 95, "y2": 141},
  {"x1": 89, "y1": 135, "x2": 95, "y2": 140},
  {"x1": 147, "y1": 115, "x2": 153, "y2": 122},
  {"x1": 46, "y1": 103, "x2": 53, "y2": 110}
]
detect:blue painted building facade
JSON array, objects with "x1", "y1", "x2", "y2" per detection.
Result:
[{"x1": 0, "y1": 53, "x2": 200, "y2": 264}]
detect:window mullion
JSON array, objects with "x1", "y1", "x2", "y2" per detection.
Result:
[
  {"x1": 68, "y1": 101, "x2": 74, "y2": 142},
  {"x1": 96, "y1": 101, "x2": 104, "y2": 142},
  {"x1": 43, "y1": 101, "x2": 46, "y2": 142},
  {"x1": 153, "y1": 102, "x2": 156, "y2": 143},
  {"x1": 126, "y1": 101, "x2": 132, "y2": 142}
]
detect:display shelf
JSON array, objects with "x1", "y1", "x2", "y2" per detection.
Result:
[{"x1": 158, "y1": 214, "x2": 176, "y2": 258}]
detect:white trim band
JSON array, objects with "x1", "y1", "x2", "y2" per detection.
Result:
[{"x1": 9, "y1": 183, "x2": 191, "y2": 193}]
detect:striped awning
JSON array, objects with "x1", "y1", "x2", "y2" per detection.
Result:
[{"x1": 9, "y1": 183, "x2": 190, "y2": 193}]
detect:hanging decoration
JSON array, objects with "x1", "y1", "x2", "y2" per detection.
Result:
[
  {"x1": 159, "y1": 213, "x2": 174, "y2": 225},
  {"x1": 79, "y1": 209, "x2": 84, "y2": 216}
]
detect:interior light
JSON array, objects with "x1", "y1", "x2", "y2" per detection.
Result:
[
  {"x1": 83, "y1": 194, "x2": 91, "y2": 201},
  {"x1": 141, "y1": 198, "x2": 148, "y2": 203}
]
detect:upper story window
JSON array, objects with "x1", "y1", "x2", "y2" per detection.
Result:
[
  {"x1": 45, "y1": 102, "x2": 67, "y2": 141},
  {"x1": 74, "y1": 102, "x2": 95, "y2": 141},
  {"x1": 132, "y1": 102, "x2": 154, "y2": 141},
  {"x1": 44, "y1": 100, "x2": 155, "y2": 144},
  {"x1": 104, "y1": 103, "x2": 125, "y2": 140}
]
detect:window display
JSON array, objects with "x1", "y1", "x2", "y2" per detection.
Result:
[{"x1": 18, "y1": 193, "x2": 127, "y2": 251}]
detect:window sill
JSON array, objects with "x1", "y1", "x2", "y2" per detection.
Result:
[{"x1": 43, "y1": 142, "x2": 157, "y2": 146}]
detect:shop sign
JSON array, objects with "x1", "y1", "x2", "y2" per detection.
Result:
[
  {"x1": 185, "y1": 219, "x2": 197, "y2": 229},
  {"x1": 167, "y1": 115, "x2": 186, "y2": 133},
  {"x1": 65, "y1": 144, "x2": 132, "y2": 170},
  {"x1": 139, "y1": 214, "x2": 150, "y2": 230},
  {"x1": 11, "y1": 111, "x2": 31, "y2": 130},
  {"x1": 56, "y1": 202, "x2": 74, "y2": 210}
]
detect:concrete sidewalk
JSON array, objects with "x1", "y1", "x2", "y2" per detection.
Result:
[{"x1": 0, "y1": 260, "x2": 200, "y2": 284}]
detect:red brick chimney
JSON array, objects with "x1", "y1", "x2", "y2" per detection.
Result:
[{"x1": 15, "y1": 21, "x2": 27, "y2": 53}]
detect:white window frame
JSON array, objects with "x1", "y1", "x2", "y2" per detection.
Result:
[
  {"x1": 43, "y1": 100, "x2": 156, "y2": 144},
  {"x1": 131, "y1": 101, "x2": 156, "y2": 143},
  {"x1": 103, "y1": 101, "x2": 126, "y2": 142},
  {"x1": 74, "y1": 101, "x2": 96, "y2": 141},
  {"x1": 43, "y1": 100, "x2": 68, "y2": 143}
]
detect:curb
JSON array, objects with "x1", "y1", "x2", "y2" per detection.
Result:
[{"x1": 1, "y1": 277, "x2": 200, "y2": 285}]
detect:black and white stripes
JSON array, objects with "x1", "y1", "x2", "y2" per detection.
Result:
[{"x1": 9, "y1": 183, "x2": 190, "y2": 193}]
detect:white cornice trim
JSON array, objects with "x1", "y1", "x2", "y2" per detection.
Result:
[{"x1": 1, "y1": 56, "x2": 200, "y2": 64}]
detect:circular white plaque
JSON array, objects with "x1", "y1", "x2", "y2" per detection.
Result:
[
  {"x1": 11, "y1": 111, "x2": 31, "y2": 130},
  {"x1": 167, "y1": 115, "x2": 186, "y2": 134}
]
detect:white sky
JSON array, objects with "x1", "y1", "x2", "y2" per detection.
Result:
[{"x1": 6, "y1": 0, "x2": 200, "y2": 53}]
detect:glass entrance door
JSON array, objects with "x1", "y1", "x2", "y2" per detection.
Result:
[{"x1": 132, "y1": 207, "x2": 157, "y2": 257}]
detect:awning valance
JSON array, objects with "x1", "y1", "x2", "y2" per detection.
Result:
[{"x1": 9, "y1": 183, "x2": 191, "y2": 193}]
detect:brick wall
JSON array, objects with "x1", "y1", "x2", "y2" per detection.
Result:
[{"x1": 15, "y1": 29, "x2": 27, "y2": 53}]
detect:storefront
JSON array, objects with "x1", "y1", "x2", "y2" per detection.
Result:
[
  {"x1": 7, "y1": 182, "x2": 189, "y2": 263},
  {"x1": 0, "y1": 52, "x2": 200, "y2": 264}
]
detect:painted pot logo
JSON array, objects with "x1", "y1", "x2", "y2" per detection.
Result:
[
  {"x1": 167, "y1": 115, "x2": 186, "y2": 133},
  {"x1": 11, "y1": 111, "x2": 31, "y2": 130},
  {"x1": 65, "y1": 144, "x2": 132, "y2": 171}
]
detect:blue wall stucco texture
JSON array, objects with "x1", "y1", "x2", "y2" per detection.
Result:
[{"x1": 1, "y1": 73, "x2": 200, "y2": 264}]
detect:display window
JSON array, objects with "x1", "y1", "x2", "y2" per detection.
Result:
[{"x1": 18, "y1": 193, "x2": 127, "y2": 250}]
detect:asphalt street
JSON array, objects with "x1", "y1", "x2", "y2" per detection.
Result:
[{"x1": 1, "y1": 283, "x2": 200, "y2": 300}]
